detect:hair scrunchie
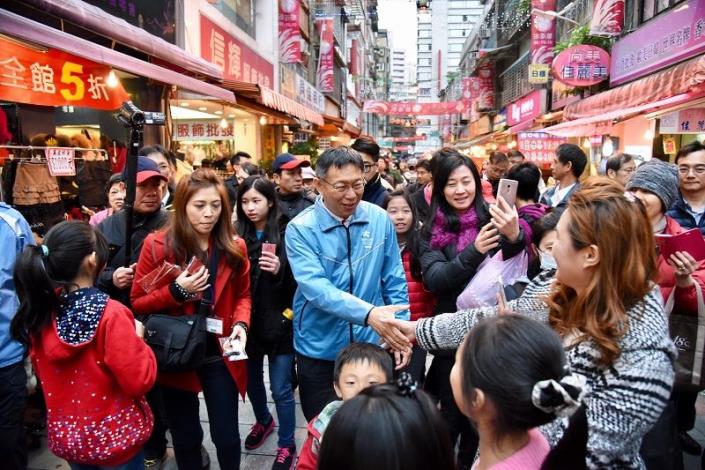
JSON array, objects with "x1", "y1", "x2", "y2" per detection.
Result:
[
  {"x1": 531, "y1": 372, "x2": 588, "y2": 418},
  {"x1": 395, "y1": 372, "x2": 418, "y2": 397}
]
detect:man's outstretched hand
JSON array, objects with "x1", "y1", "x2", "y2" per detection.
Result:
[{"x1": 367, "y1": 304, "x2": 412, "y2": 353}]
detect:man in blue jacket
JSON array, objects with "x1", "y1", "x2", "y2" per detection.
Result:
[
  {"x1": 285, "y1": 146, "x2": 410, "y2": 421},
  {"x1": 668, "y1": 141, "x2": 705, "y2": 235},
  {"x1": 0, "y1": 202, "x2": 33, "y2": 469}
]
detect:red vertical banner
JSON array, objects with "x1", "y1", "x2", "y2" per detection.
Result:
[
  {"x1": 530, "y1": 0, "x2": 557, "y2": 66},
  {"x1": 476, "y1": 64, "x2": 495, "y2": 111},
  {"x1": 589, "y1": 0, "x2": 625, "y2": 36},
  {"x1": 279, "y1": 0, "x2": 301, "y2": 63},
  {"x1": 316, "y1": 17, "x2": 335, "y2": 93}
]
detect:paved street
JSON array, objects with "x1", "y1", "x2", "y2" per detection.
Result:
[{"x1": 25, "y1": 358, "x2": 705, "y2": 469}]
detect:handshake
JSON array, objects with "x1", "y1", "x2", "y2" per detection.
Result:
[{"x1": 366, "y1": 304, "x2": 418, "y2": 369}]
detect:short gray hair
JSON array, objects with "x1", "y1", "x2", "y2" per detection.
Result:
[{"x1": 315, "y1": 147, "x2": 364, "y2": 178}]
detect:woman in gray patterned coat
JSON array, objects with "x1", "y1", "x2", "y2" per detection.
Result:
[{"x1": 389, "y1": 178, "x2": 676, "y2": 469}]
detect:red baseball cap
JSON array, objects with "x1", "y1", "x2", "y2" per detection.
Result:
[
  {"x1": 273, "y1": 153, "x2": 311, "y2": 173},
  {"x1": 123, "y1": 156, "x2": 169, "y2": 184}
]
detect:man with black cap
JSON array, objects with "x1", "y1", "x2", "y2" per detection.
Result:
[
  {"x1": 273, "y1": 153, "x2": 315, "y2": 224},
  {"x1": 96, "y1": 156, "x2": 169, "y2": 306}
]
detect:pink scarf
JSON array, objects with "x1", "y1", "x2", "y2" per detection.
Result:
[{"x1": 430, "y1": 207, "x2": 480, "y2": 252}]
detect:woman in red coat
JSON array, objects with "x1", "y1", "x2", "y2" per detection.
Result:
[{"x1": 131, "y1": 169, "x2": 251, "y2": 470}]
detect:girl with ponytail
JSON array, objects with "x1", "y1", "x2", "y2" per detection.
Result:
[
  {"x1": 450, "y1": 315, "x2": 586, "y2": 470},
  {"x1": 11, "y1": 220, "x2": 156, "y2": 469}
]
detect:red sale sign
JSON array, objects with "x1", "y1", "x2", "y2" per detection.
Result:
[
  {"x1": 518, "y1": 132, "x2": 566, "y2": 165},
  {"x1": 531, "y1": 0, "x2": 557, "y2": 66},
  {"x1": 200, "y1": 14, "x2": 273, "y2": 87},
  {"x1": 316, "y1": 17, "x2": 335, "y2": 93},
  {"x1": 362, "y1": 100, "x2": 469, "y2": 116}
]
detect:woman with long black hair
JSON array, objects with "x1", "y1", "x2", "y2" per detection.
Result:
[{"x1": 236, "y1": 176, "x2": 298, "y2": 470}]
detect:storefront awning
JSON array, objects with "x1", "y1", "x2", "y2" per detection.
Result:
[
  {"x1": 563, "y1": 55, "x2": 705, "y2": 120},
  {"x1": 19, "y1": 0, "x2": 222, "y2": 79},
  {"x1": 543, "y1": 92, "x2": 699, "y2": 137},
  {"x1": 260, "y1": 87, "x2": 324, "y2": 126},
  {"x1": 0, "y1": 9, "x2": 236, "y2": 103}
]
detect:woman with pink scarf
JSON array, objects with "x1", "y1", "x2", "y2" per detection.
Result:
[{"x1": 418, "y1": 147, "x2": 525, "y2": 470}]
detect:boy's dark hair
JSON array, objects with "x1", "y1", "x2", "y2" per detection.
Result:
[
  {"x1": 333, "y1": 343, "x2": 394, "y2": 384},
  {"x1": 506, "y1": 162, "x2": 541, "y2": 202},
  {"x1": 351, "y1": 135, "x2": 381, "y2": 161},
  {"x1": 556, "y1": 144, "x2": 587, "y2": 178},
  {"x1": 416, "y1": 159, "x2": 431, "y2": 172},
  {"x1": 316, "y1": 147, "x2": 364, "y2": 179},
  {"x1": 318, "y1": 383, "x2": 455, "y2": 470},
  {"x1": 675, "y1": 141, "x2": 705, "y2": 163}
]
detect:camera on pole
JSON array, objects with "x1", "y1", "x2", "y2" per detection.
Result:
[{"x1": 115, "y1": 101, "x2": 165, "y2": 267}]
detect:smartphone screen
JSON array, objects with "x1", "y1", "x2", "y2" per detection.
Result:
[{"x1": 497, "y1": 178, "x2": 518, "y2": 207}]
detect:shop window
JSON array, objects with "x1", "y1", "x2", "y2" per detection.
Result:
[
  {"x1": 215, "y1": 0, "x2": 256, "y2": 38},
  {"x1": 639, "y1": 0, "x2": 686, "y2": 24}
]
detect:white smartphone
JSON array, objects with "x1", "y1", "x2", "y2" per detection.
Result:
[{"x1": 497, "y1": 178, "x2": 518, "y2": 207}]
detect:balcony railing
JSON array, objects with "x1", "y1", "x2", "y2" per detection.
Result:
[
  {"x1": 498, "y1": 52, "x2": 531, "y2": 107},
  {"x1": 497, "y1": 0, "x2": 530, "y2": 44},
  {"x1": 555, "y1": 0, "x2": 593, "y2": 43}
]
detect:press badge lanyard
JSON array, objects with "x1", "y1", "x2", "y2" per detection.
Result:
[{"x1": 203, "y1": 246, "x2": 223, "y2": 335}]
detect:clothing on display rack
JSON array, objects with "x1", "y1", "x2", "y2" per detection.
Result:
[
  {"x1": 11, "y1": 161, "x2": 64, "y2": 236},
  {"x1": 76, "y1": 159, "x2": 112, "y2": 207}
]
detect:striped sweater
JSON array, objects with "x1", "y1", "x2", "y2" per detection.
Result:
[{"x1": 416, "y1": 272, "x2": 676, "y2": 469}]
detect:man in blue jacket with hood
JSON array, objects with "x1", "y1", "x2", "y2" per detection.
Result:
[{"x1": 286, "y1": 146, "x2": 410, "y2": 421}]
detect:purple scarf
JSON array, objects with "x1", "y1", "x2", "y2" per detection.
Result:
[{"x1": 430, "y1": 207, "x2": 480, "y2": 252}]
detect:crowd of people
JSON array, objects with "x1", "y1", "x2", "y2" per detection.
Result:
[{"x1": 2, "y1": 136, "x2": 705, "y2": 470}]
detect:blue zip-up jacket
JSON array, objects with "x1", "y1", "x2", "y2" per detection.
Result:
[
  {"x1": 667, "y1": 195, "x2": 705, "y2": 236},
  {"x1": 285, "y1": 198, "x2": 410, "y2": 361},
  {"x1": 0, "y1": 203, "x2": 34, "y2": 368}
]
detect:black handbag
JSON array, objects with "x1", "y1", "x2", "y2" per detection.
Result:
[{"x1": 144, "y1": 314, "x2": 207, "y2": 372}]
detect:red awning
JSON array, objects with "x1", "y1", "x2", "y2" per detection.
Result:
[
  {"x1": 563, "y1": 55, "x2": 705, "y2": 120},
  {"x1": 543, "y1": 92, "x2": 702, "y2": 137},
  {"x1": 0, "y1": 9, "x2": 235, "y2": 103},
  {"x1": 259, "y1": 87, "x2": 324, "y2": 126},
  {"x1": 19, "y1": 0, "x2": 222, "y2": 79}
]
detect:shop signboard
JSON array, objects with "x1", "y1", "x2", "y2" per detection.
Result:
[
  {"x1": 316, "y1": 17, "x2": 335, "y2": 92},
  {"x1": 589, "y1": 0, "x2": 625, "y2": 36},
  {"x1": 530, "y1": 0, "x2": 557, "y2": 68},
  {"x1": 528, "y1": 64, "x2": 550, "y2": 84},
  {"x1": 296, "y1": 75, "x2": 325, "y2": 114},
  {"x1": 507, "y1": 90, "x2": 546, "y2": 127},
  {"x1": 517, "y1": 132, "x2": 566, "y2": 165},
  {"x1": 279, "y1": 0, "x2": 301, "y2": 63},
  {"x1": 610, "y1": 0, "x2": 705, "y2": 85},
  {"x1": 46, "y1": 148, "x2": 76, "y2": 176},
  {"x1": 362, "y1": 100, "x2": 469, "y2": 116},
  {"x1": 0, "y1": 37, "x2": 129, "y2": 110},
  {"x1": 494, "y1": 109, "x2": 507, "y2": 131},
  {"x1": 200, "y1": 14, "x2": 274, "y2": 88},
  {"x1": 173, "y1": 120, "x2": 235, "y2": 141},
  {"x1": 475, "y1": 64, "x2": 495, "y2": 111},
  {"x1": 551, "y1": 80, "x2": 580, "y2": 110},
  {"x1": 659, "y1": 108, "x2": 705, "y2": 133},
  {"x1": 83, "y1": 0, "x2": 176, "y2": 44},
  {"x1": 552, "y1": 45, "x2": 610, "y2": 87}
]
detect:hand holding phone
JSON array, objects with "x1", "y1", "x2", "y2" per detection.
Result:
[{"x1": 497, "y1": 178, "x2": 518, "y2": 207}]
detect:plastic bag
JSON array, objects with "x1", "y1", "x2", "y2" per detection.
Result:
[{"x1": 456, "y1": 251, "x2": 529, "y2": 310}]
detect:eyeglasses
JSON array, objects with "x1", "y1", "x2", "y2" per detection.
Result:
[
  {"x1": 318, "y1": 177, "x2": 365, "y2": 193},
  {"x1": 363, "y1": 163, "x2": 376, "y2": 173},
  {"x1": 678, "y1": 165, "x2": 705, "y2": 176}
]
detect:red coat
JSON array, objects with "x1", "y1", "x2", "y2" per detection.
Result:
[
  {"x1": 131, "y1": 230, "x2": 251, "y2": 396},
  {"x1": 402, "y1": 249, "x2": 436, "y2": 321},
  {"x1": 31, "y1": 299, "x2": 156, "y2": 466},
  {"x1": 657, "y1": 216, "x2": 705, "y2": 315}
]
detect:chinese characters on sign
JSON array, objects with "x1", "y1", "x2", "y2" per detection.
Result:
[
  {"x1": 362, "y1": 100, "x2": 469, "y2": 116},
  {"x1": 0, "y1": 37, "x2": 129, "y2": 110},
  {"x1": 507, "y1": 90, "x2": 546, "y2": 127},
  {"x1": 46, "y1": 148, "x2": 76, "y2": 176},
  {"x1": 528, "y1": 64, "x2": 550, "y2": 84},
  {"x1": 589, "y1": 0, "x2": 625, "y2": 36},
  {"x1": 316, "y1": 17, "x2": 335, "y2": 93},
  {"x1": 200, "y1": 14, "x2": 274, "y2": 88},
  {"x1": 552, "y1": 45, "x2": 610, "y2": 87},
  {"x1": 517, "y1": 132, "x2": 566, "y2": 165},
  {"x1": 173, "y1": 120, "x2": 235, "y2": 141},
  {"x1": 610, "y1": 0, "x2": 705, "y2": 85},
  {"x1": 530, "y1": 0, "x2": 556, "y2": 69},
  {"x1": 659, "y1": 108, "x2": 705, "y2": 134},
  {"x1": 279, "y1": 0, "x2": 301, "y2": 63}
]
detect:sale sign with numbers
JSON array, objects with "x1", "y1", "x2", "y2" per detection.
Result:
[
  {"x1": 46, "y1": 147, "x2": 76, "y2": 176},
  {"x1": 0, "y1": 37, "x2": 129, "y2": 110}
]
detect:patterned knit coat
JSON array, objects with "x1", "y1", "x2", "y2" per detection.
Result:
[{"x1": 416, "y1": 271, "x2": 676, "y2": 469}]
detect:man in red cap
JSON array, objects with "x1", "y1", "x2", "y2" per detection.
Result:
[{"x1": 273, "y1": 153, "x2": 316, "y2": 224}]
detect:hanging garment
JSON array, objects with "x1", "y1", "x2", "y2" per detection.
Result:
[
  {"x1": 77, "y1": 159, "x2": 111, "y2": 207},
  {"x1": 12, "y1": 161, "x2": 64, "y2": 236}
]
